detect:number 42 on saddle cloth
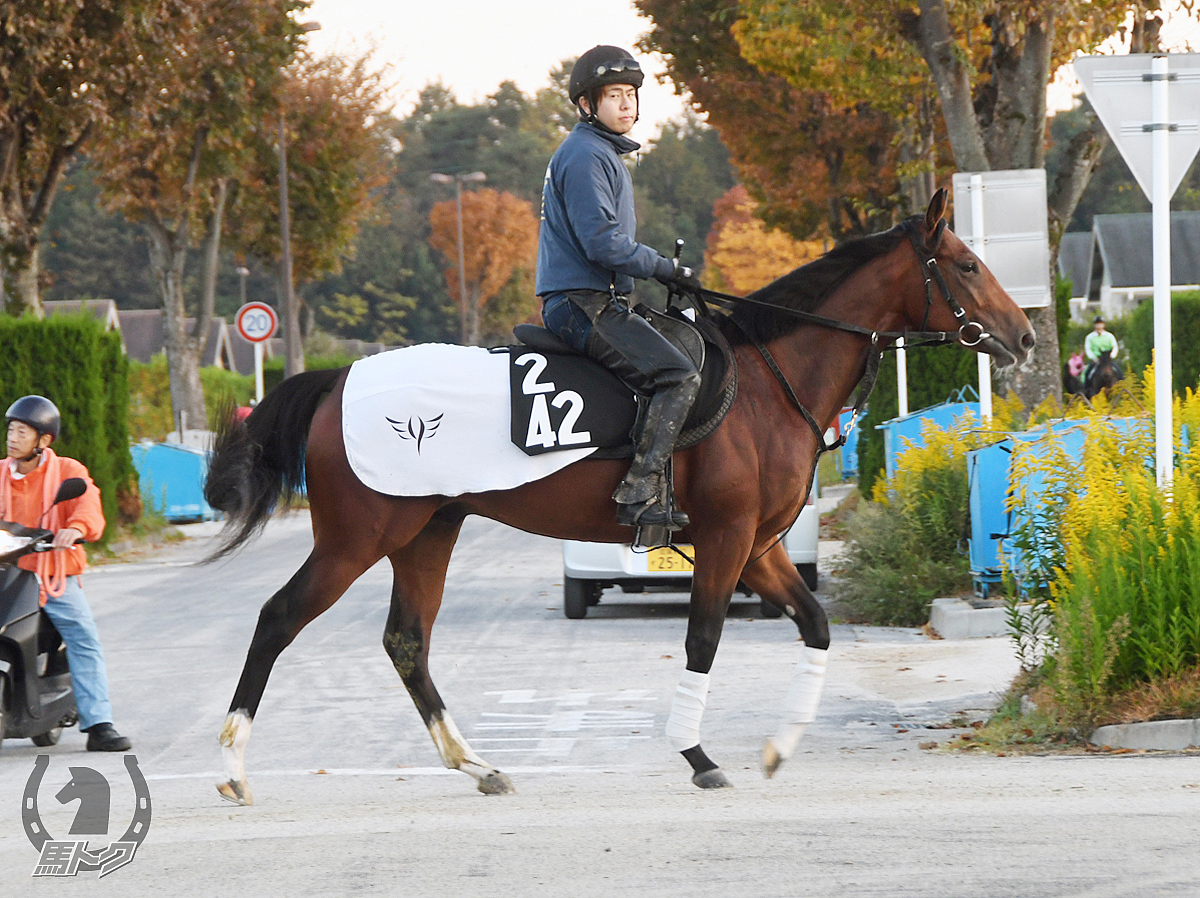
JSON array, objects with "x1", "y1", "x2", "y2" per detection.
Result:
[{"x1": 341, "y1": 314, "x2": 734, "y2": 498}]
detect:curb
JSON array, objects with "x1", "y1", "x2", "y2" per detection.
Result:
[
  {"x1": 1091, "y1": 718, "x2": 1200, "y2": 751},
  {"x1": 929, "y1": 597, "x2": 1011, "y2": 639}
]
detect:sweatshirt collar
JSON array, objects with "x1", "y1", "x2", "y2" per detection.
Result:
[{"x1": 575, "y1": 121, "x2": 640, "y2": 156}]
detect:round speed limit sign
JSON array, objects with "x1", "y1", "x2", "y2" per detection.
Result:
[{"x1": 235, "y1": 302, "x2": 279, "y2": 343}]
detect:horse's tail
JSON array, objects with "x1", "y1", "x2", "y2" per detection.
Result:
[{"x1": 204, "y1": 367, "x2": 347, "y2": 560}]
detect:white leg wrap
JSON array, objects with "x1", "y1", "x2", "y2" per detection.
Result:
[
  {"x1": 665, "y1": 669, "x2": 710, "y2": 752},
  {"x1": 218, "y1": 710, "x2": 252, "y2": 785},
  {"x1": 767, "y1": 646, "x2": 828, "y2": 760}
]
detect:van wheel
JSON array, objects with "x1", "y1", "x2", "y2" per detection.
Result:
[{"x1": 564, "y1": 577, "x2": 599, "y2": 619}]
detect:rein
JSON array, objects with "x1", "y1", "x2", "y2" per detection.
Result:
[{"x1": 687, "y1": 219, "x2": 991, "y2": 457}]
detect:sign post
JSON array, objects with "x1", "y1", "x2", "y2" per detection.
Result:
[
  {"x1": 235, "y1": 302, "x2": 279, "y2": 402},
  {"x1": 1075, "y1": 52, "x2": 1200, "y2": 488},
  {"x1": 952, "y1": 169, "x2": 1052, "y2": 424}
]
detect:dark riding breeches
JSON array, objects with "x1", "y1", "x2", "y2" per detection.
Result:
[{"x1": 542, "y1": 290, "x2": 701, "y2": 510}]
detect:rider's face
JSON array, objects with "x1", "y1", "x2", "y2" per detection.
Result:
[
  {"x1": 6, "y1": 421, "x2": 46, "y2": 461},
  {"x1": 585, "y1": 84, "x2": 638, "y2": 134}
]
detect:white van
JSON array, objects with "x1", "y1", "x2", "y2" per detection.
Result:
[{"x1": 560, "y1": 480, "x2": 819, "y2": 619}]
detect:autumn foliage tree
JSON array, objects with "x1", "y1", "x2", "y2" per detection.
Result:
[
  {"x1": 636, "y1": 0, "x2": 925, "y2": 242},
  {"x1": 703, "y1": 185, "x2": 827, "y2": 294},
  {"x1": 0, "y1": 0, "x2": 197, "y2": 314},
  {"x1": 731, "y1": 0, "x2": 1185, "y2": 404},
  {"x1": 428, "y1": 188, "x2": 538, "y2": 346}
]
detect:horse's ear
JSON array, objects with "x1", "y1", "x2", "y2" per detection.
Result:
[{"x1": 925, "y1": 188, "x2": 948, "y2": 234}]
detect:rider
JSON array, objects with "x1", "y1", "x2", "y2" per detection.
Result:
[
  {"x1": 1, "y1": 396, "x2": 131, "y2": 751},
  {"x1": 536, "y1": 44, "x2": 702, "y2": 534},
  {"x1": 1084, "y1": 315, "x2": 1120, "y2": 384}
]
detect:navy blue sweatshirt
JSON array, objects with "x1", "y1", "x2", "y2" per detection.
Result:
[{"x1": 536, "y1": 122, "x2": 674, "y2": 297}]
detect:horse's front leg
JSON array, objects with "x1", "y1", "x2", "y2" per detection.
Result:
[
  {"x1": 219, "y1": 549, "x2": 372, "y2": 805},
  {"x1": 666, "y1": 531, "x2": 754, "y2": 789},
  {"x1": 382, "y1": 515, "x2": 515, "y2": 796},
  {"x1": 739, "y1": 541, "x2": 830, "y2": 778}
]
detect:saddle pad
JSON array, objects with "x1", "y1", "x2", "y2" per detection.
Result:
[{"x1": 342, "y1": 344, "x2": 597, "y2": 497}]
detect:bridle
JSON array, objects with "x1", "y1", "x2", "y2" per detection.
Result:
[{"x1": 684, "y1": 218, "x2": 993, "y2": 456}]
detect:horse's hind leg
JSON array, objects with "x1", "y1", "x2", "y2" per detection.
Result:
[
  {"x1": 382, "y1": 512, "x2": 514, "y2": 795},
  {"x1": 739, "y1": 541, "x2": 830, "y2": 779},
  {"x1": 218, "y1": 549, "x2": 374, "y2": 805}
]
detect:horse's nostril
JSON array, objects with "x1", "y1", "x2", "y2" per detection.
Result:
[{"x1": 1021, "y1": 332, "x2": 1036, "y2": 350}]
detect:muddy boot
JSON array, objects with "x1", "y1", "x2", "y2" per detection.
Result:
[{"x1": 613, "y1": 377, "x2": 699, "y2": 532}]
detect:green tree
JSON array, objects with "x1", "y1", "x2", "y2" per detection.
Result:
[{"x1": 88, "y1": 0, "x2": 304, "y2": 431}]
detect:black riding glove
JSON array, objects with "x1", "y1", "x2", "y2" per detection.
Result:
[{"x1": 655, "y1": 258, "x2": 701, "y2": 292}]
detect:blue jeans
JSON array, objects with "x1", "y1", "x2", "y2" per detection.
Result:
[
  {"x1": 541, "y1": 292, "x2": 596, "y2": 353},
  {"x1": 41, "y1": 576, "x2": 114, "y2": 730}
]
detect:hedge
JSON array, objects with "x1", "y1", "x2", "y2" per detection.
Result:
[
  {"x1": 0, "y1": 314, "x2": 137, "y2": 539},
  {"x1": 1124, "y1": 290, "x2": 1200, "y2": 395}
]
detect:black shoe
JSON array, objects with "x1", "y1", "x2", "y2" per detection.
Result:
[
  {"x1": 84, "y1": 723, "x2": 132, "y2": 752},
  {"x1": 616, "y1": 495, "x2": 690, "y2": 531}
]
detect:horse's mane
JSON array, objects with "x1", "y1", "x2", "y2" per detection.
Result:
[{"x1": 722, "y1": 216, "x2": 919, "y2": 345}]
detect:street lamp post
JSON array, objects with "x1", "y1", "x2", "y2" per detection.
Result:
[
  {"x1": 430, "y1": 171, "x2": 486, "y2": 343},
  {"x1": 279, "y1": 20, "x2": 321, "y2": 379}
]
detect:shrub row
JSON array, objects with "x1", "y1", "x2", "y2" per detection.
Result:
[{"x1": 0, "y1": 315, "x2": 136, "y2": 538}]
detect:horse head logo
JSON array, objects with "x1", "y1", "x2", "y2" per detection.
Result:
[
  {"x1": 56, "y1": 767, "x2": 110, "y2": 835},
  {"x1": 23, "y1": 755, "x2": 152, "y2": 878}
]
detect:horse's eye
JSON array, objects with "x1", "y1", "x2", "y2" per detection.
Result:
[{"x1": 960, "y1": 261, "x2": 979, "y2": 274}]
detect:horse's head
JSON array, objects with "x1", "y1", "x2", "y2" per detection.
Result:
[{"x1": 906, "y1": 189, "x2": 1036, "y2": 369}]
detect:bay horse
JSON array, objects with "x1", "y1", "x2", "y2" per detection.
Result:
[
  {"x1": 1084, "y1": 349, "x2": 1122, "y2": 398},
  {"x1": 203, "y1": 189, "x2": 1034, "y2": 804}
]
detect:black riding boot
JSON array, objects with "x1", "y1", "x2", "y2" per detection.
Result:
[
  {"x1": 573, "y1": 293, "x2": 702, "y2": 539},
  {"x1": 612, "y1": 376, "x2": 700, "y2": 531}
]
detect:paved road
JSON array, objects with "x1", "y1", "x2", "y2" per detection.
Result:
[{"x1": 1, "y1": 512, "x2": 1198, "y2": 896}]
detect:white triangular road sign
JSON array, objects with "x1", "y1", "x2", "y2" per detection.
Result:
[{"x1": 1074, "y1": 53, "x2": 1200, "y2": 201}]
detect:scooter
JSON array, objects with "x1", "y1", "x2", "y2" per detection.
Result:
[{"x1": 0, "y1": 477, "x2": 87, "y2": 748}]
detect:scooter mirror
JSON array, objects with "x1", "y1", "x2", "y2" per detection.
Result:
[{"x1": 54, "y1": 477, "x2": 87, "y2": 504}]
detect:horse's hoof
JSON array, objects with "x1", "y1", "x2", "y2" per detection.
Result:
[
  {"x1": 692, "y1": 768, "x2": 732, "y2": 789},
  {"x1": 217, "y1": 779, "x2": 254, "y2": 806},
  {"x1": 477, "y1": 771, "x2": 515, "y2": 795},
  {"x1": 762, "y1": 739, "x2": 784, "y2": 779}
]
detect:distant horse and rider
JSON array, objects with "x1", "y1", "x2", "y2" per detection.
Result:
[
  {"x1": 202, "y1": 190, "x2": 1035, "y2": 805},
  {"x1": 1063, "y1": 315, "x2": 1124, "y2": 399}
]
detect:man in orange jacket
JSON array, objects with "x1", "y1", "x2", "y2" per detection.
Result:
[{"x1": 2, "y1": 396, "x2": 131, "y2": 751}]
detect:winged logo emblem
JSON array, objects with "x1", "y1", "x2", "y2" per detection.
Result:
[{"x1": 386, "y1": 414, "x2": 443, "y2": 455}]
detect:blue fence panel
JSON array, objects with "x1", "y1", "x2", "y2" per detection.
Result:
[
  {"x1": 838, "y1": 407, "x2": 860, "y2": 478},
  {"x1": 877, "y1": 400, "x2": 981, "y2": 481},
  {"x1": 967, "y1": 418, "x2": 1145, "y2": 595},
  {"x1": 129, "y1": 442, "x2": 219, "y2": 523},
  {"x1": 966, "y1": 439, "x2": 1013, "y2": 596}
]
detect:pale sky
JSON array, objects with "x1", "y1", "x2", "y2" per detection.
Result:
[
  {"x1": 305, "y1": 0, "x2": 1200, "y2": 134},
  {"x1": 305, "y1": 0, "x2": 687, "y2": 141}
]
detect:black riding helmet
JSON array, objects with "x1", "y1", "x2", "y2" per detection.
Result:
[
  {"x1": 569, "y1": 45, "x2": 643, "y2": 125},
  {"x1": 6, "y1": 395, "x2": 61, "y2": 442}
]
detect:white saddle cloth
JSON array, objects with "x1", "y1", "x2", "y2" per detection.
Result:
[{"x1": 342, "y1": 344, "x2": 597, "y2": 497}]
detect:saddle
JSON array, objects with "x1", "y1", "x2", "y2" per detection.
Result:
[{"x1": 507, "y1": 305, "x2": 738, "y2": 458}]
